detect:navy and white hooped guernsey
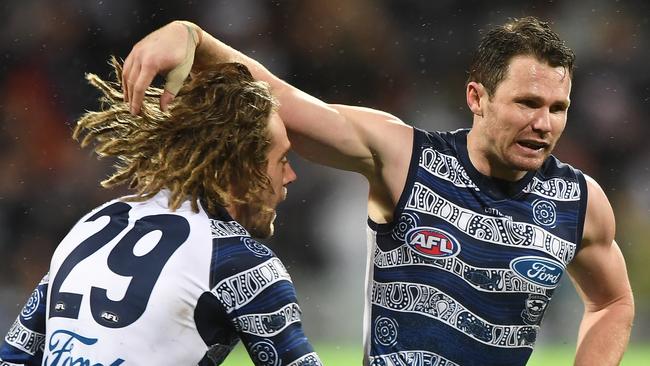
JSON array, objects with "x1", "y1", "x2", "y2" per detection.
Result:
[
  {"x1": 364, "y1": 128, "x2": 588, "y2": 366},
  {"x1": 0, "y1": 190, "x2": 321, "y2": 366}
]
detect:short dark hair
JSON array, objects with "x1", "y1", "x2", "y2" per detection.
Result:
[
  {"x1": 467, "y1": 16, "x2": 575, "y2": 96},
  {"x1": 74, "y1": 59, "x2": 277, "y2": 217}
]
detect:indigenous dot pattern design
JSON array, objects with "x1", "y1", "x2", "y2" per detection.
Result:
[{"x1": 365, "y1": 129, "x2": 586, "y2": 365}]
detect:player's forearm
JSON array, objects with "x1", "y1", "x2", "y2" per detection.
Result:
[
  {"x1": 187, "y1": 21, "x2": 377, "y2": 173},
  {"x1": 185, "y1": 21, "x2": 290, "y2": 98},
  {"x1": 189, "y1": 23, "x2": 327, "y2": 144},
  {"x1": 574, "y1": 295, "x2": 634, "y2": 366}
]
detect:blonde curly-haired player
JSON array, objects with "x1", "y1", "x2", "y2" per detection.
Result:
[{"x1": 0, "y1": 60, "x2": 322, "y2": 366}]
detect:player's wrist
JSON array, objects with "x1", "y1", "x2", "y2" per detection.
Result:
[{"x1": 176, "y1": 20, "x2": 203, "y2": 48}]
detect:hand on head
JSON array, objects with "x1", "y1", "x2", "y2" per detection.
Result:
[{"x1": 122, "y1": 21, "x2": 201, "y2": 115}]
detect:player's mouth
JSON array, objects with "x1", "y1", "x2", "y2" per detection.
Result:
[{"x1": 516, "y1": 139, "x2": 549, "y2": 154}]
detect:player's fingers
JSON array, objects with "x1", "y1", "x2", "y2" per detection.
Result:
[
  {"x1": 160, "y1": 90, "x2": 176, "y2": 112},
  {"x1": 126, "y1": 61, "x2": 141, "y2": 113},
  {"x1": 122, "y1": 53, "x2": 135, "y2": 102},
  {"x1": 130, "y1": 66, "x2": 157, "y2": 115}
]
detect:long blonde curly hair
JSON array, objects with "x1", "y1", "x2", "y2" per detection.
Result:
[{"x1": 74, "y1": 58, "x2": 277, "y2": 216}]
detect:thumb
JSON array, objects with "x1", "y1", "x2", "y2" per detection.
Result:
[
  {"x1": 163, "y1": 54, "x2": 194, "y2": 96},
  {"x1": 162, "y1": 30, "x2": 197, "y2": 103},
  {"x1": 160, "y1": 90, "x2": 176, "y2": 112}
]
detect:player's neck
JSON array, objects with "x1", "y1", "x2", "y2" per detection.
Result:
[
  {"x1": 225, "y1": 204, "x2": 241, "y2": 223},
  {"x1": 466, "y1": 129, "x2": 527, "y2": 182}
]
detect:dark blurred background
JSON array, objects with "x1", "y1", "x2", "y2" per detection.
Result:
[{"x1": 1, "y1": 0, "x2": 648, "y2": 349}]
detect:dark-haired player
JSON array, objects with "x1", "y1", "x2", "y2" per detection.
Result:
[{"x1": 120, "y1": 17, "x2": 633, "y2": 365}]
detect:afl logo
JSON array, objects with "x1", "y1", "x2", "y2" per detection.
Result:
[
  {"x1": 405, "y1": 227, "x2": 461, "y2": 258},
  {"x1": 510, "y1": 256, "x2": 564, "y2": 288}
]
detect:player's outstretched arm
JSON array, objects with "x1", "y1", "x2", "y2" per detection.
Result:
[
  {"x1": 0, "y1": 274, "x2": 49, "y2": 366},
  {"x1": 567, "y1": 176, "x2": 634, "y2": 366},
  {"x1": 123, "y1": 21, "x2": 412, "y2": 185}
]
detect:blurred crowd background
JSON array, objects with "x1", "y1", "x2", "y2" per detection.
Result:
[{"x1": 1, "y1": 0, "x2": 648, "y2": 350}]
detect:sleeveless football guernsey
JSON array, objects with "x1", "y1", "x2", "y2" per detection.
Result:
[
  {"x1": 1, "y1": 190, "x2": 321, "y2": 366},
  {"x1": 364, "y1": 128, "x2": 587, "y2": 366}
]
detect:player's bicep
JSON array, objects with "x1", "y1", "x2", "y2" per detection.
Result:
[
  {"x1": 568, "y1": 239, "x2": 632, "y2": 311},
  {"x1": 276, "y1": 83, "x2": 408, "y2": 176},
  {"x1": 568, "y1": 177, "x2": 632, "y2": 309}
]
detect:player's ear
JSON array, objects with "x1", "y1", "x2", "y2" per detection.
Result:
[{"x1": 466, "y1": 81, "x2": 485, "y2": 117}]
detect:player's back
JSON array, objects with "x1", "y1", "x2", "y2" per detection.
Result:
[
  {"x1": 2, "y1": 190, "x2": 320, "y2": 366},
  {"x1": 45, "y1": 191, "x2": 213, "y2": 365}
]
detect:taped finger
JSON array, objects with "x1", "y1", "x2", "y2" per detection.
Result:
[{"x1": 163, "y1": 24, "x2": 197, "y2": 97}]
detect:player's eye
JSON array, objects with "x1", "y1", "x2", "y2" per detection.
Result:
[
  {"x1": 516, "y1": 99, "x2": 540, "y2": 108},
  {"x1": 550, "y1": 103, "x2": 568, "y2": 114}
]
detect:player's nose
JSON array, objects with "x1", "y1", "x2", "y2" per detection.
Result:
[{"x1": 283, "y1": 162, "x2": 297, "y2": 185}]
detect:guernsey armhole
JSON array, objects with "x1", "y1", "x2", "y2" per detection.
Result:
[
  {"x1": 367, "y1": 127, "x2": 423, "y2": 235},
  {"x1": 574, "y1": 170, "x2": 589, "y2": 254}
]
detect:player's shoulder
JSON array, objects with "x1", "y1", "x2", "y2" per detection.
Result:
[
  {"x1": 539, "y1": 154, "x2": 585, "y2": 182},
  {"x1": 416, "y1": 127, "x2": 468, "y2": 153},
  {"x1": 525, "y1": 155, "x2": 589, "y2": 209},
  {"x1": 59, "y1": 191, "x2": 211, "y2": 257},
  {"x1": 81, "y1": 190, "x2": 196, "y2": 219},
  {"x1": 583, "y1": 174, "x2": 614, "y2": 221},
  {"x1": 206, "y1": 210, "x2": 280, "y2": 283},
  {"x1": 210, "y1": 230, "x2": 279, "y2": 279}
]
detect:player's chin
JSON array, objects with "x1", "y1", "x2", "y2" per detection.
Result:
[
  {"x1": 506, "y1": 153, "x2": 548, "y2": 172},
  {"x1": 248, "y1": 224, "x2": 273, "y2": 239},
  {"x1": 511, "y1": 157, "x2": 545, "y2": 172},
  {"x1": 265, "y1": 222, "x2": 275, "y2": 239},
  {"x1": 249, "y1": 212, "x2": 276, "y2": 239}
]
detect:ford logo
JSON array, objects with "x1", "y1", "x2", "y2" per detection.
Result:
[
  {"x1": 510, "y1": 256, "x2": 564, "y2": 288},
  {"x1": 405, "y1": 227, "x2": 461, "y2": 258}
]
